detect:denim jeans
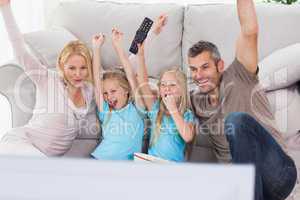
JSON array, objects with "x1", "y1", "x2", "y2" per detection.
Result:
[{"x1": 225, "y1": 112, "x2": 297, "y2": 200}]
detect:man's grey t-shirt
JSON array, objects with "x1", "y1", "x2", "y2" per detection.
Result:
[{"x1": 191, "y1": 58, "x2": 286, "y2": 163}]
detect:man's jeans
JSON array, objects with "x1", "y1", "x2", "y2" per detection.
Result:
[{"x1": 225, "y1": 112, "x2": 297, "y2": 200}]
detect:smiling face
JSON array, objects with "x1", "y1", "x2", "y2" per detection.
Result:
[
  {"x1": 159, "y1": 71, "x2": 183, "y2": 103},
  {"x1": 103, "y1": 78, "x2": 129, "y2": 110},
  {"x1": 188, "y1": 51, "x2": 224, "y2": 94},
  {"x1": 63, "y1": 54, "x2": 89, "y2": 88}
]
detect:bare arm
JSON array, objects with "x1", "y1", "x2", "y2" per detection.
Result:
[
  {"x1": 136, "y1": 43, "x2": 156, "y2": 111},
  {"x1": 172, "y1": 112, "x2": 195, "y2": 143},
  {"x1": 112, "y1": 28, "x2": 145, "y2": 108},
  {"x1": 236, "y1": 0, "x2": 259, "y2": 74},
  {"x1": 0, "y1": 1, "x2": 47, "y2": 83},
  {"x1": 92, "y1": 34, "x2": 105, "y2": 112},
  {"x1": 164, "y1": 96, "x2": 195, "y2": 143},
  {"x1": 135, "y1": 13, "x2": 168, "y2": 111}
]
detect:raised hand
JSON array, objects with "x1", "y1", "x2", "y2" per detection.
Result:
[
  {"x1": 111, "y1": 28, "x2": 124, "y2": 51},
  {"x1": 153, "y1": 13, "x2": 168, "y2": 35},
  {"x1": 92, "y1": 33, "x2": 105, "y2": 49},
  {"x1": 137, "y1": 42, "x2": 145, "y2": 58},
  {"x1": 0, "y1": 0, "x2": 10, "y2": 6},
  {"x1": 162, "y1": 95, "x2": 178, "y2": 114}
]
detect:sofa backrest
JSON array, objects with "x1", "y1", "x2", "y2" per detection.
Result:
[
  {"x1": 182, "y1": 4, "x2": 300, "y2": 71},
  {"x1": 50, "y1": 1, "x2": 184, "y2": 78},
  {"x1": 25, "y1": 2, "x2": 300, "y2": 76},
  {"x1": 11, "y1": 2, "x2": 300, "y2": 137}
]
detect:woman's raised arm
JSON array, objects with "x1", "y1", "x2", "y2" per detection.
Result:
[{"x1": 0, "y1": 0, "x2": 48, "y2": 83}]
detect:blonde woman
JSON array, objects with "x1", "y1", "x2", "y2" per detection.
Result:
[
  {"x1": 0, "y1": 0, "x2": 98, "y2": 156},
  {"x1": 136, "y1": 15, "x2": 195, "y2": 162}
]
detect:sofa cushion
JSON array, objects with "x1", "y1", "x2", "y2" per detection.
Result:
[
  {"x1": 23, "y1": 28, "x2": 78, "y2": 68},
  {"x1": 259, "y1": 43, "x2": 300, "y2": 91},
  {"x1": 182, "y1": 4, "x2": 300, "y2": 73},
  {"x1": 266, "y1": 84, "x2": 300, "y2": 137},
  {"x1": 64, "y1": 139, "x2": 100, "y2": 158},
  {"x1": 51, "y1": 1, "x2": 184, "y2": 78}
]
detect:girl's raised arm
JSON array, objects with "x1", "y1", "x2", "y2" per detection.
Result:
[
  {"x1": 136, "y1": 43, "x2": 156, "y2": 111},
  {"x1": 136, "y1": 13, "x2": 168, "y2": 111},
  {"x1": 92, "y1": 34, "x2": 105, "y2": 112},
  {"x1": 111, "y1": 28, "x2": 145, "y2": 108}
]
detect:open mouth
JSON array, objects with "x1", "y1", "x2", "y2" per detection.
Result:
[
  {"x1": 196, "y1": 79, "x2": 209, "y2": 87},
  {"x1": 108, "y1": 100, "x2": 117, "y2": 108}
]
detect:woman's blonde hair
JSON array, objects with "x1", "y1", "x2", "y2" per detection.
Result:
[
  {"x1": 150, "y1": 67, "x2": 190, "y2": 146},
  {"x1": 57, "y1": 40, "x2": 93, "y2": 84}
]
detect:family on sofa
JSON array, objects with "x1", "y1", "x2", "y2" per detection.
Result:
[{"x1": 0, "y1": 0, "x2": 297, "y2": 199}]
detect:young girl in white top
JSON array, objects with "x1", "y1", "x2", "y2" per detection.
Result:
[
  {"x1": 90, "y1": 29, "x2": 147, "y2": 160},
  {"x1": 0, "y1": 0, "x2": 98, "y2": 156},
  {"x1": 137, "y1": 15, "x2": 195, "y2": 162}
]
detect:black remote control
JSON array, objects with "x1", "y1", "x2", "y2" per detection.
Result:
[{"x1": 129, "y1": 17, "x2": 154, "y2": 54}]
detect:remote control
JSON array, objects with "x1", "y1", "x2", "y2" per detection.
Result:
[{"x1": 129, "y1": 17, "x2": 154, "y2": 54}]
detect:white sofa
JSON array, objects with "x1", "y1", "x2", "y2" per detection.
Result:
[{"x1": 0, "y1": 1, "x2": 300, "y2": 166}]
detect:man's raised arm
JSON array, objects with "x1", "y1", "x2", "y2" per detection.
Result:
[{"x1": 236, "y1": 0, "x2": 259, "y2": 74}]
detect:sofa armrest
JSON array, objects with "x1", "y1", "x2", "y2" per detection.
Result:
[{"x1": 0, "y1": 63, "x2": 36, "y2": 127}]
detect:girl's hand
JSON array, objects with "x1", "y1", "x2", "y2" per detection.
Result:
[
  {"x1": 111, "y1": 28, "x2": 123, "y2": 50},
  {"x1": 0, "y1": 0, "x2": 10, "y2": 6},
  {"x1": 153, "y1": 14, "x2": 168, "y2": 35},
  {"x1": 137, "y1": 42, "x2": 145, "y2": 58},
  {"x1": 92, "y1": 33, "x2": 105, "y2": 49},
  {"x1": 162, "y1": 95, "x2": 178, "y2": 114}
]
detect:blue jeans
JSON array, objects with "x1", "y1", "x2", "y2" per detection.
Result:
[{"x1": 225, "y1": 112, "x2": 297, "y2": 200}]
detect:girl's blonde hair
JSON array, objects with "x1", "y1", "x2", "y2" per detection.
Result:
[
  {"x1": 102, "y1": 68, "x2": 132, "y2": 100},
  {"x1": 101, "y1": 68, "x2": 132, "y2": 128},
  {"x1": 57, "y1": 40, "x2": 93, "y2": 84},
  {"x1": 150, "y1": 67, "x2": 190, "y2": 146}
]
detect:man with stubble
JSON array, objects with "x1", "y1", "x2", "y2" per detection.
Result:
[{"x1": 188, "y1": 0, "x2": 297, "y2": 199}]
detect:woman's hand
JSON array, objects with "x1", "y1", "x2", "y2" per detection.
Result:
[
  {"x1": 0, "y1": 0, "x2": 10, "y2": 6},
  {"x1": 153, "y1": 13, "x2": 168, "y2": 35},
  {"x1": 111, "y1": 28, "x2": 124, "y2": 51},
  {"x1": 92, "y1": 33, "x2": 105, "y2": 50}
]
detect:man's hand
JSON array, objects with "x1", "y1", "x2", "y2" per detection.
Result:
[
  {"x1": 0, "y1": 0, "x2": 10, "y2": 6},
  {"x1": 92, "y1": 33, "x2": 105, "y2": 50},
  {"x1": 153, "y1": 13, "x2": 168, "y2": 35},
  {"x1": 236, "y1": 0, "x2": 259, "y2": 74}
]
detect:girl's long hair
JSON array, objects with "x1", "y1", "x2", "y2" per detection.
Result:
[
  {"x1": 101, "y1": 68, "x2": 132, "y2": 128},
  {"x1": 150, "y1": 67, "x2": 190, "y2": 146},
  {"x1": 102, "y1": 68, "x2": 132, "y2": 100}
]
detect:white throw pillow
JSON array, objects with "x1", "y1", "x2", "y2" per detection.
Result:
[
  {"x1": 24, "y1": 28, "x2": 78, "y2": 68},
  {"x1": 259, "y1": 43, "x2": 300, "y2": 91}
]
